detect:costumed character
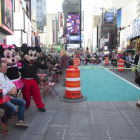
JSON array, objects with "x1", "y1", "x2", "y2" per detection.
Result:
[
  {"x1": 20, "y1": 44, "x2": 48, "y2": 112},
  {"x1": 0, "y1": 43, "x2": 24, "y2": 91}
]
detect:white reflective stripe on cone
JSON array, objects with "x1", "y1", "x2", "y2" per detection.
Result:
[
  {"x1": 118, "y1": 63, "x2": 124, "y2": 65},
  {"x1": 118, "y1": 67, "x2": 124, "y2": 69},
  {"x1": 66, "y1": 87, "x2": 81, "y2": 91},
  {"x1": 66, "y1": 77, "x2": 80, "y2": 81}
]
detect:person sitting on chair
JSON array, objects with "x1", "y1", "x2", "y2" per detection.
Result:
[{"x1": 0, "y1": 61, "x2": 28, "y2": 131}]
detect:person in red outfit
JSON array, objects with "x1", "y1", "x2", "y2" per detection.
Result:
[{"x1": 20, "y1": 44, "x2": 48, "y2": 112}]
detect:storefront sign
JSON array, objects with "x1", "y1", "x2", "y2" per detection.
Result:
[{"x1": 127, "y1": 45, "x2": 132, "y2": 49}]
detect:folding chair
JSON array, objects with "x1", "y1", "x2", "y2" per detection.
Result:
[
  {"x1": 43, "y1": 74, "x2": 59, "y2": 97},
  {"x1": 58, "y1": 74, "x2": 63, "y2": 82}
]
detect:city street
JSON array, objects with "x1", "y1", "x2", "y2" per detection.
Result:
[{"x1": 1, "y1": 62, "x2": 140, "y2": 140}]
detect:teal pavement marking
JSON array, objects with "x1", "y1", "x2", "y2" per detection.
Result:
[{"x1": 80, "y1": 65, "x2": 140, "y2": 101}]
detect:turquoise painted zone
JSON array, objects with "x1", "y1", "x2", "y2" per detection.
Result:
[{"x1": 80, "y1": 65, "x2": 140, "y2": 101}]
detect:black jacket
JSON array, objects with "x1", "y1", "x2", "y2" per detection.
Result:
[
  {"x1": 134, "y1": 54, "x2": 140, "y2": 65},
  {"x1": 20, "y1": 60, "x2": 48, "y2": 78}
]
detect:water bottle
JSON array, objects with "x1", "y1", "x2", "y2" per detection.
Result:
[{"x1": 0, "y1": 84, "x2": 3, "y2": 98}]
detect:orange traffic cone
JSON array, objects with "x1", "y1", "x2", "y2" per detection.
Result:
[{"x1": 60, "y1": 65, "x2": 87, "y2": 103}]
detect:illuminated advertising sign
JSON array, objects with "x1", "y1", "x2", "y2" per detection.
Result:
[
  {"x1": 58, "y1": 12, "x2": 64, "y2": 36},
  {"x1": 104, "y1": 12, "x2": 114, "y2": 22},
  {"x1": 67, "y1": 14, "x2": 80, "y2": 35},
  {"x1": 81, "y1": 11, "x2": 84, "y2": 31},
  {"x1": 117, "y1": 9, "x2": 121, "y2": 28},
  {"x1": 52, "y1": 20, "x2": 55, "y2": 44},
  {"x1": 67, "y1": 36, "x2": 80, "y2": 41},
  {"x1": 0, "y1": 0, "x2": 14, "y2": 35}
]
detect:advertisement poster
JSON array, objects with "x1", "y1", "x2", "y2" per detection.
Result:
[
  {"x1": 5, "y1": 0, "x2": 12, "y2": 30},
  {"x1": 81, "y1": 11, "x2": 84, "y2": 31},
  {"x1": 117, "y1": 9, "x2": 121, "y2": 28},
  {"x1": 67, "y1": 14, "x2": 80, "y2": 35},
  {"x1": 52, "y1": 20, "x2": 56, "y2": 44},
  {"x1": 58, "y1": 12, "x2": 64, "y2": 36},
  {"x1": 67, "y1": 36, "x2": 80, "y2": 41},
  {"x1": 104, "y1": 12, "x2": 114, "y2": 22}
]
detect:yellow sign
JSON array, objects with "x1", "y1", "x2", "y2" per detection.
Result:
[{"x1": 0, "y1": 0, "x2": 1, "y2": 27}]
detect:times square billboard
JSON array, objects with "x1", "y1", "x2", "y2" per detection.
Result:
[
  {"x1": 0, "y1": 0, "x2": 14, "y2": 35},
  {"x1": 104, "y1": 12, "x2": 114, "y2": 23},
  {"x1": 66, "y1": 0, "x2": 80, "y2": 13},
  {"x1": 67, "y1": 14, "x2": 80, "y2": 35}
]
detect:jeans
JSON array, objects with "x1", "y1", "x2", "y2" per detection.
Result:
[
  {"x1": 62, "y1": 68, "x2": 67, "y2": 85},
  {"x1": 0, "y1": 98, "x2": 26, "y2": 124},
  {"x1": 126, "y1": 63, "x2": 131, "y2": 68}
]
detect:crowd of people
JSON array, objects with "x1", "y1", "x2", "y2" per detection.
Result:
[{"x1": 1, "y1": 42, "x2": 140, "y2": 132}]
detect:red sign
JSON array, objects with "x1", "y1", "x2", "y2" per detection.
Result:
[
  {"x1": 34, "y1": 32, "x2": 40, "y2": 37},
  {"x1": 127, "y1": 45, "x2": 132, "y2": 49}
]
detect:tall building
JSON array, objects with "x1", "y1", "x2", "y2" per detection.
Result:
[
  {"x1": 47, "y1": 13, "x2": 57, "y2": 47},
  {"x1": 102, "y1": 0, "x2": 133, "y2": 9},
  {"x1": 31, "y1": 0, "x2": 47, "y2": 33},
  {"x1": 134, "y1": 0, "x2": 140, "y2": 19}
]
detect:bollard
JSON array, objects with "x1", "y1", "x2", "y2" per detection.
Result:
[
  {"x1": 105, "y1": 57, "x2": 109, "y2": 65},
  {"x1": 118, "y1": 59, "x2": 124, "y2": 71},
  {"x1": 60, "y1": 65, "x2": 87, "y2": 103}
]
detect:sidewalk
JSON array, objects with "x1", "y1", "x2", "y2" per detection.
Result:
[{"x1": 0, "y1": 66, "x2": 140, "y2": 140}]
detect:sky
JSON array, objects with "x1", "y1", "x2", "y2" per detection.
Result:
[{"x1": 47, "y1": 0, "x2": 102, "y2": 47}]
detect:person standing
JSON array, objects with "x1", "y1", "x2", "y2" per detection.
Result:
[
  {"x1": 60, "y1": 50, "x2": 70, "y2": 86},
  {"x1": 112, "y1": 52, "x2": 119, "y2": 68}
]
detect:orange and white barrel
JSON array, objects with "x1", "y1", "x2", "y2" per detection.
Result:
[
  {"x1": 76, "y1": 58, "x2": 80, "y2": 66},
  {"x1": 65, "y1": 66, "x2": 81, "y2": 99},
  {"x1": 118, "y1": 59, "x2": 124, "y2": 71},
  {"x1": 105, "y1": 57, "x2": 109, "y2": 65}
]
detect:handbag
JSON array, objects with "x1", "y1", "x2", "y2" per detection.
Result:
[{"x1": 132, "y1": 67, "x2": 136, "y2": 74}]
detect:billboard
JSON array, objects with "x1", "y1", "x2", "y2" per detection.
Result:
[
  {"x1": 67, "y1": 14, "x2": 80, "y2": 35},
  {"x1": 67, "y1": 36, "x2": 80, "y2": 41},
  {"x1": 58, "y1": 12, "x2": 64, "y2": 36},
  {"x1": 0, "y1": 0, "x2": 14, "y2": 35},
  {"x1": 104, "y1": 12, "x2": 114, "y2": 22},
  {"x1": 81, "y1": 11, "x2": 84, "y2": 31},
  {"x1": 66, "y1": 0, "x2": 80, "y2": 13},
  {"x1": 52, "y1": 20, "x2": 56, "y2": 44},
  {"x1": 117, "y1": 9, "x2": 121, "y2": 28}
]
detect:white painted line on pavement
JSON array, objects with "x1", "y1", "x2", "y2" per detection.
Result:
[
  {"x1": 100, "y1": 65, "x2": 140, "y2": 90},
  {"x1": 110, "y1": 101, "x2": 115, "y2": 109}
]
